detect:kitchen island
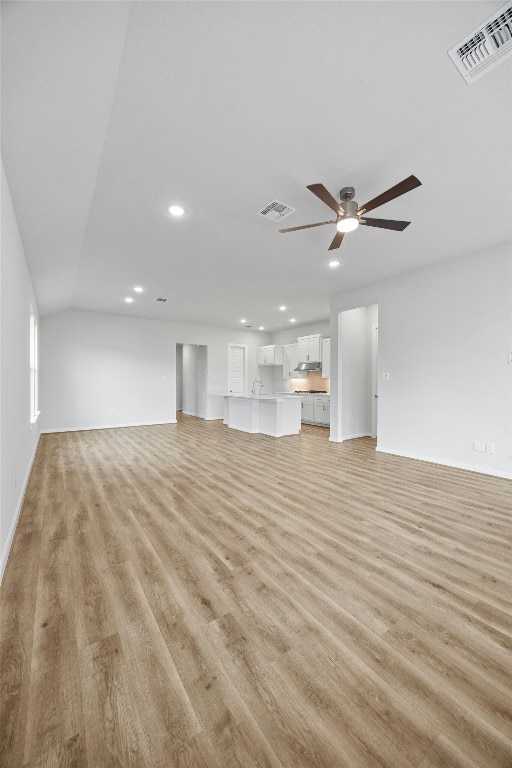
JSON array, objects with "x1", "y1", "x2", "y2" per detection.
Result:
[{"x1": 223, "y1": 395, "x2": 301, "y2": 437}]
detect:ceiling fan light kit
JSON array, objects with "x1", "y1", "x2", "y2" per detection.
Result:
[
  {"x1": 279, "y1": 174, "x2": 422, "y2": 250},
  {"x1": 337, "y1": 218, "x2": 359, "y2": 233},
  {"x1": 336, "y1": 198, "x2": 359, "y2": 232}
]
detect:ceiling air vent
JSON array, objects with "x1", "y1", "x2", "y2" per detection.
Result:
[
  {"x1": 155, "y1": 297, "x2": 167, "y2": 302},
  {"x1": 448, "y1": 1, "x2": 512, "y2": 83},
  {"x1": 257, "y1": 199, "x2": 295, "y2": 222}
]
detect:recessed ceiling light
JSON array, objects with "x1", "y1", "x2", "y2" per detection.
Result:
[
  {"x1": 328, "y1": 260, "x2": 340, "y2": 268},
  {"x1": 133, "y1": 285, "x2": 144, "y2": 293},
  {"x1": 124, "y1": 297, "x2": 133, "y2": 303},
  {"x1": 241, "y1": 318, "x2": 247, "y2": 323},
  {"x1": 259, "y1": 326, "x2": 264, "y2": 330},
  {"x1": 168, "y1": 205, "x2": 185, "y2": 217},
  {"x1": 290, "y1": 318, "x2": 296, "y2": 323},
  {"x1": 279, "y1": 306, "x2": 286, "y2": 311}
]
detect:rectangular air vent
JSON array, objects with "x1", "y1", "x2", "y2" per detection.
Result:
[
  {"x1": 448, "y1": 1, "x2": 512, "y2": 83},
  {"x1": 155, "y1": 297, "x2": 167, "y2": 302},
  {"x1": 257, "y1": 199, "x2": 295, "y2": 222}
]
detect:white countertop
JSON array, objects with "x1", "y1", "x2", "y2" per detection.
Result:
[
  {"x1": 224, "y1": 394, "x2": 297, "y2": 401},
  {"x1": 276, "y1": 392, "x2": 330, "y2": 398}
]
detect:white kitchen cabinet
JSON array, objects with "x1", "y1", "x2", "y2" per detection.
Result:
[
  {"x1": 300, "y1": 394, "x2": 330, "y2": 426},
  {"x1": 314, "y1": 396, "x2": 330, "y2": 425},
  {"x1": 282, "y1": 343, "x2": 304, "y2": 378},
  {"x1": 321, "y1": 338, "x2": 331, "y2": 379},
  {"x1": 301, "y1": 398, "x2": 314, "y2": 422},
  {"x1": 257, "y1": 345, "x2": 283, "y2": 366},
  {"x1": 297, "y1": 334, "x2": 322, "y2": 362}
]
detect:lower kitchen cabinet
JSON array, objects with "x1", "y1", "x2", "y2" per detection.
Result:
[
  {"x1": 300, "y1": 395, "x2": 330, "y2": 427},
  {"x1": 314, "y1": 396, "x2": 330, "y2": 425},
  {"x1": 301, "y1": 399, "x2": 314, "y2": 422}
]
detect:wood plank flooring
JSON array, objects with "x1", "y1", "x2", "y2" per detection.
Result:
[{"x1": 1, "y1": 414, "x2": 511, "y2": 767}]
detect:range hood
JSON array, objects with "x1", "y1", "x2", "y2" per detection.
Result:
[{"x1": 294, "y1": 361, "x2": 321, "y2": 372}]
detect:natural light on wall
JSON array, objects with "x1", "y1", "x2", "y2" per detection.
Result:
[{"x1": 30, "y1": 309, "x2": 39, "y2": 423}]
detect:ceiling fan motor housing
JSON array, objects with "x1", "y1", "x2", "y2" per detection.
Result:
[
  {"x1": 340, "y1": 199, "x2": 358, "y2": 217},
  {"x1": 340, "y1": 186, "x2": 355, "y2": 201}
]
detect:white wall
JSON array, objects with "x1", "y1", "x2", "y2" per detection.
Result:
[
  {"x1": 330, "y1": 245, "x2": 512, "y2": 478},
  {"x1": 40, "y1": 309, "x2": 271, "y2": 431},
  {"x1": 1, "y1": 162, "x2": 41, "y2": 580},
  {"x1": 41, "y1": 310, "x2": 175, "y2": 431}
]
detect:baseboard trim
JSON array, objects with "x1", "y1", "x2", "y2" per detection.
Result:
[
  {"x1": 376, "y1": 446, "x2": 512, "y2": 480},
  {"x1": 343, "y1": 432, "x2": 372, "y2": 440},
  {"x1": 0, "y1": 433, "x2": 41, "y2": 585},
  {"x1": 42, "y1": 420, "x2": 177, "y2": 434}
]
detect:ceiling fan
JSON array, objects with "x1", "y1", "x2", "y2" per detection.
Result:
[{"x1": 279, "y1": 174, "x2": 422, "y2": 250}]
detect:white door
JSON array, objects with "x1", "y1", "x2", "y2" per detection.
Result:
[
  {"x1": 228, "y1": 345, "x2": 246, "y2": 395},
  {"x1": 371, "y1": 324, "x2": 378, "y2": 438}
]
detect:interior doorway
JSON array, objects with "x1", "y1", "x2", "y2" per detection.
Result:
[
  {"x1": 338, "y1": 303, "x2": 378, "y2": 441},
  {"x1": 176, "y1": 344, "x2": 183, "y2": 413},
  {"x1": 179, "y1": 344, "x2": 208, "y2": 419},
  {"x1": 371, "y1": 323, "x2": 378, "y2": 438}
]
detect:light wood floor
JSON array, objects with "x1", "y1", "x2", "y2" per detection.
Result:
[{"x1": 1, "y1": 415, "x2": 512, "y2": 767}]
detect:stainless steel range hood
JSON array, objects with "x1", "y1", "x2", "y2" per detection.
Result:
[{"x1": 294, "y1": 361, "x2": 321, "y2": 372}]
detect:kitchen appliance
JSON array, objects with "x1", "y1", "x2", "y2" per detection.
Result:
[
  {"x1": 294, "y1": 361, "x2": 321, "y2": 372},
  {"x1": 279, "y1": 174, "x2": 422, "y2": 250},
  {"x1": 292, "y1": 390, "x2": 327, "y2": 394}
]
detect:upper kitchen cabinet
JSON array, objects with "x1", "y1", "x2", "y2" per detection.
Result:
[
  {"x1": 282, "y1": 343, "x2": 305, "y2": 378},
  {"x1": 321, "y1": 338, "x2": 331, "y2": 379},
  {"x1": 257, "y1": 345, "x2": 284, "y2": 366},
  {"x1": 297, "y1": 334, "x2": 322, "y2": 362}
]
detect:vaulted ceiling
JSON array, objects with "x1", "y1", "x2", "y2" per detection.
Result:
[{"x1": 2, "y1": 1, "x2": 511, "y2": 331}]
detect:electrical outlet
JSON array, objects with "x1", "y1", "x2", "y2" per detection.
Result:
[
  {"x1": 473, "y1": 441, "x2": 485, "y2": 452},
  {"x1": 486, "y1": 443, "x2": 495, "y2": 454}
]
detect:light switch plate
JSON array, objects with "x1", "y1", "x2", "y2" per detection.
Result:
[{"x1": 381, "y1": 372, "x2": 390, "y2": 381}]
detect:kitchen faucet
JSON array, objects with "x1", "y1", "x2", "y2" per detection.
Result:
[{"x1": 251, "y1": 380, "x2": 263, "y2": 396}]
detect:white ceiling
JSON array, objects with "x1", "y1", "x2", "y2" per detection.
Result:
[{"x1": 2, "y1": 1, "x2": 511, "y2": 332}]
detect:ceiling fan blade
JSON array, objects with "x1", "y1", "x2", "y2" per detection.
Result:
[
  {"x1": 328, "y1": 230, "x2": 345, "y2": 250},
  {"x1": 307, "y1": 184, "x2": 342, "y2": 214},
  {"x1": 361, "y1": 218, "x2": 411, "y2": 231},
  {"x1": 279, "y1": 220, "x2": 335, "y2": 233},
  {"x1": 358, "y1": 175, "x2": 421, "y2": 214}
]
